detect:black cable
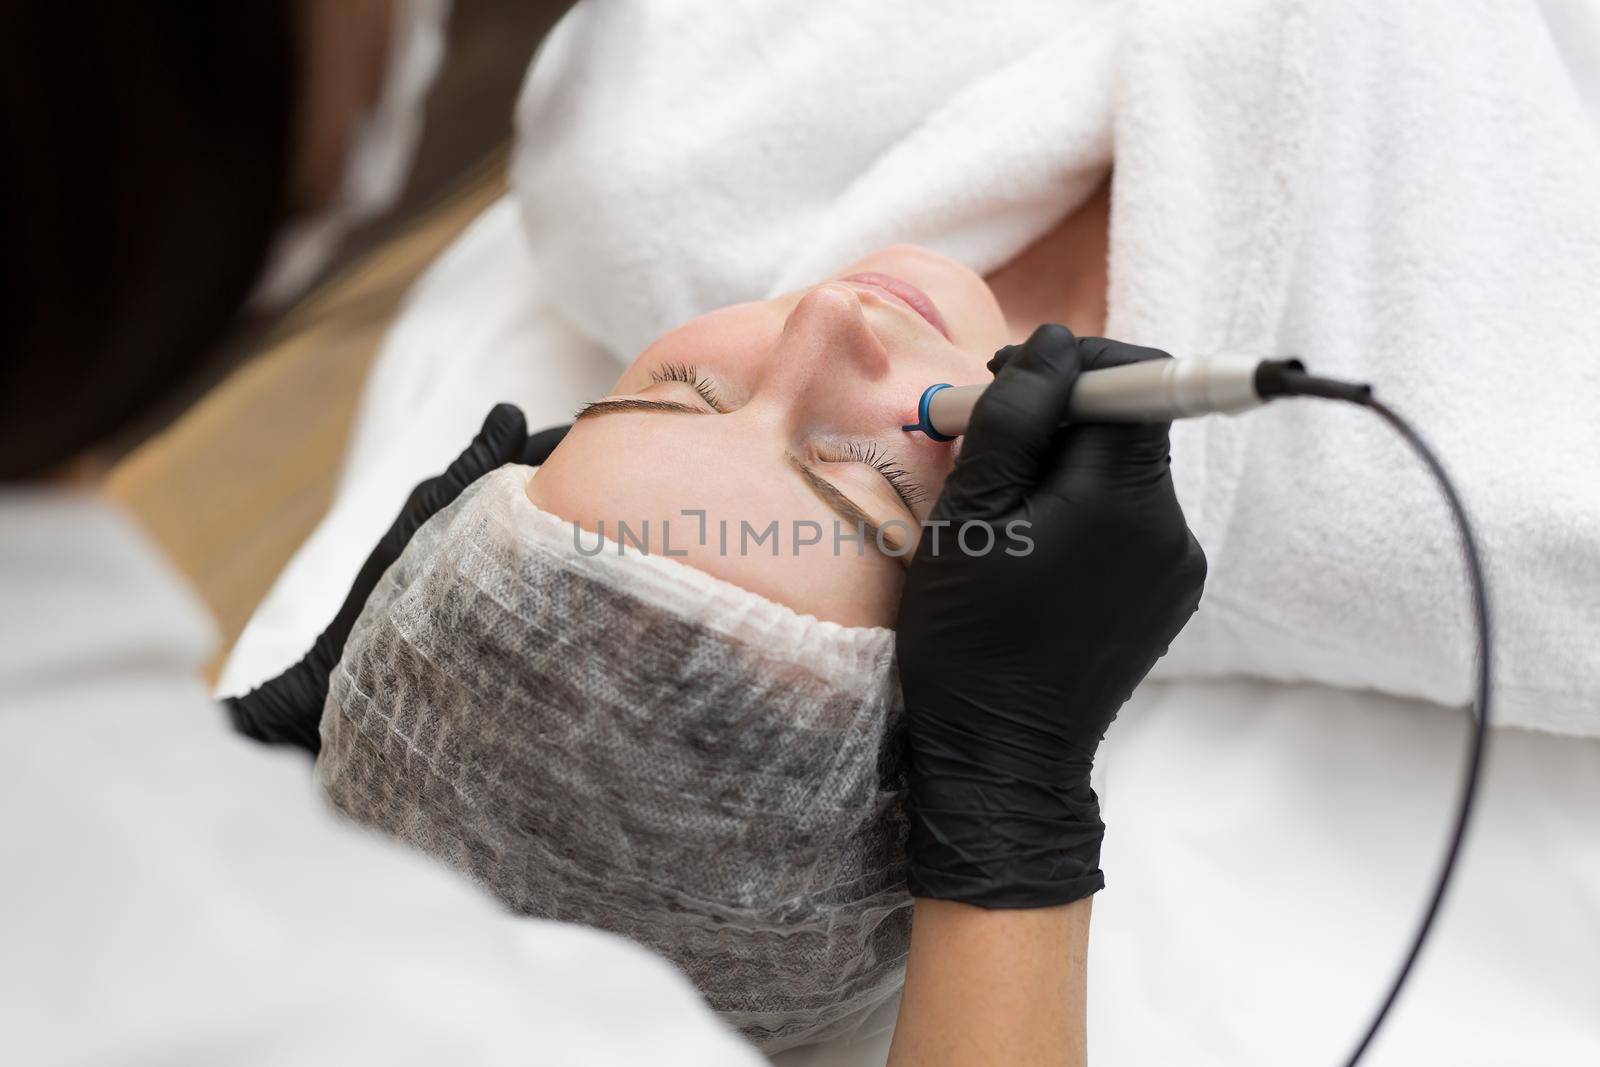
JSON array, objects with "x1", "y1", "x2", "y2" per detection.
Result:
[{"x1": 1274, "y1": 370, "x2": 1494, "y2": 1067}]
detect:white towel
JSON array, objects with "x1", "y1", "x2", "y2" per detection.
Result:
[{"x1": 512, "y1": 0, "x2": 1600, "y2": 735}]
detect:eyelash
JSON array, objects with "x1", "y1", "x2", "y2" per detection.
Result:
[
  {"x1": 650, "y1": 362, "x2": 725, "y2": 411},
  {"x1": 648, "y1": 361, "x2": 924, "y2": 510},
  {"x1": 838, "y1": 440, "x2": 926, "y2": 508}
]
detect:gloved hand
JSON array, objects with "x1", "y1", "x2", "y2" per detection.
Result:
[
  {"x1": 896, "y1": 325, "x2": 1207, "y2": 907},
  {"x1": 225, "y1": 404, "x2": 568, "y2": 753}
]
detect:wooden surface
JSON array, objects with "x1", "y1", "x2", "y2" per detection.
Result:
[{"x1": 106, "y1": 158, "x2": 506, "y2": 679}]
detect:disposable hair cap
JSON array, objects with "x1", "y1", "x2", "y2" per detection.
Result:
[{"x1": 320, "y1": 466, "x2": 910, "y2": 1052}]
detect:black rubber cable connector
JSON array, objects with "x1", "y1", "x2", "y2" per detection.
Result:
[
  {"x1": 1267, "y1": 368, "x2": 1494, "y2": 1067},
  {"x1": 1256, "y1": 358, "x2": 1376, "y2": 405}
]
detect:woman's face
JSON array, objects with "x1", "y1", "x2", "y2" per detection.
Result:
[{"x1": 529, "y1": 245, "x2": 1007, "y2": 628}]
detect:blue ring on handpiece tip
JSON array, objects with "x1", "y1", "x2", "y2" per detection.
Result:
[{"x1": 901, "y1": 383, "x2": 957, "y2": 442}]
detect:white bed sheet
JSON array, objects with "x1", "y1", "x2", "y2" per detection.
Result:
[{"x1": 222, "y1": 199, "x2": 1600, "y2": 1065}]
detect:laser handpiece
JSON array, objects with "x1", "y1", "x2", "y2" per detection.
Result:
[
  {"x1": 901, "y1": 355, "x2": 1336, "y2": 440},
  {"x1": 898, "y1": 348, "x2": 1480, "y2": 1067}
]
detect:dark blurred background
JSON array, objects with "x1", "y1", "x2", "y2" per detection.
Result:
[
  {"x1": 107, "y1": 0, "x2": 572, "y2": 678},
  {"x1": 330, "y1": 0, "x2": 567, "y2": 269}
]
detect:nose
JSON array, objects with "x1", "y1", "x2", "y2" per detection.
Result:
[{"x1": 746, "y1": 283, "x2": 892, "y2": 428}]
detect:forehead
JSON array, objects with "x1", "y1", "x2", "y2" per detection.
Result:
[
  {"x1": 627, "y1": 300, "x2": 777, "y2": 368},
  {"x1": 529, "y1": 412, "x2": 906, "y2": 629}
]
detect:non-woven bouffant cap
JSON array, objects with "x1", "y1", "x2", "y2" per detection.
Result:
[{"x1": 319, "y1": 465, "x2": 910, "y2": 1052}]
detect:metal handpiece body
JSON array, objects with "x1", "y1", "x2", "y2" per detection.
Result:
[{"x1": 913, "y1": 354, "x2": 1270, "y2": 440}]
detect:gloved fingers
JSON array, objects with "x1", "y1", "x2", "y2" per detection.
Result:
[
  {"x1": 233, "y1": 404, "x2": 534, "y2": 750},
  {"x1": 1075, "y1": 335, "x2": 1173, "y2": 372},
  {"x1": 1036, "y1": 336, "x2": 1177, "y2": 499},
  {"x1": 223, "y1": 683, "x2": 323, "y2": 754},
  {"x1": 985, "y1": 344, "x2": 1019, "y2": 377},
  {"x1": 381, "y1": 404, "x2": 529, "y2": 554},
  {"x1": 413, "y1": 403, "x2": 529, "y2": 522},
  {"x1": 370, "y1": 405, "x2": 523, "y2": 567},
  {"x1": 324, "y1": 404, "x2": 530, "y2": 675},
  {"x1": 986, "y1": 333, "x2": 1168, "y2": 376},
  {"x1": 935, "y1": 324, "x2": 1084, "y2": 522},
  {"x1": 1074, "y1": 336, "x2": 1176, "y2": 460},
  {"x1": 1041, "y1": 413, "x2": 1175, "y2": 503},
  {"x1": 522, "y1": 422, "x2": 572, "y2": 466}
]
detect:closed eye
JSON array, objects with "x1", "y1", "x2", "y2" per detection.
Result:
[
  {"x1": 833, "y1": 440, "x2": 926, "y2": 511},
  {"x1": 641, "y1": 362, "x2": 927, "y2": 513},
  {"x1": 650, "y1": 362, "x2": 726, "y2": 412},
  {"x1": 579, "y1": 362, "x2": 928, "y2": 535}
]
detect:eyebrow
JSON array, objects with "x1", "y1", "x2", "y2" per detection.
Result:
[
  {"x1": 574, "y1": 397, "x2": 707, "y2": 419},
  {"x1": 783, "y1": 452, "x2": 909, "y2": 560},
  {"x1": 572, "y1": 398, "x2": 911, "y2": 562}
]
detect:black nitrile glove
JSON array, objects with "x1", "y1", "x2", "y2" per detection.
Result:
[
  {"x1": 224, "y1": 404, "x2": 565, "y2": 753},
  {"x1": 896, "y1": 325, "x2": 1208, "y2": 907}
]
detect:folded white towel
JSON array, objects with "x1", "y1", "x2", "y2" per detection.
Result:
[{"x1": 512, "y1": 0, "x2": 1600, "y2": 736}]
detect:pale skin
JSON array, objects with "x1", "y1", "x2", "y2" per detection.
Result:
[
  {"x1": 533, "y1": 178, "x2": 1113, "y2": 1064},
  {"x1": 890, "y1": 899, "x2": 1092, "y2": 1067}
]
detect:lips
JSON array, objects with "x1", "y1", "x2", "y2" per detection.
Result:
[{"x1": 840, "y1": 272, "x2": 951, "y2": 340}]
